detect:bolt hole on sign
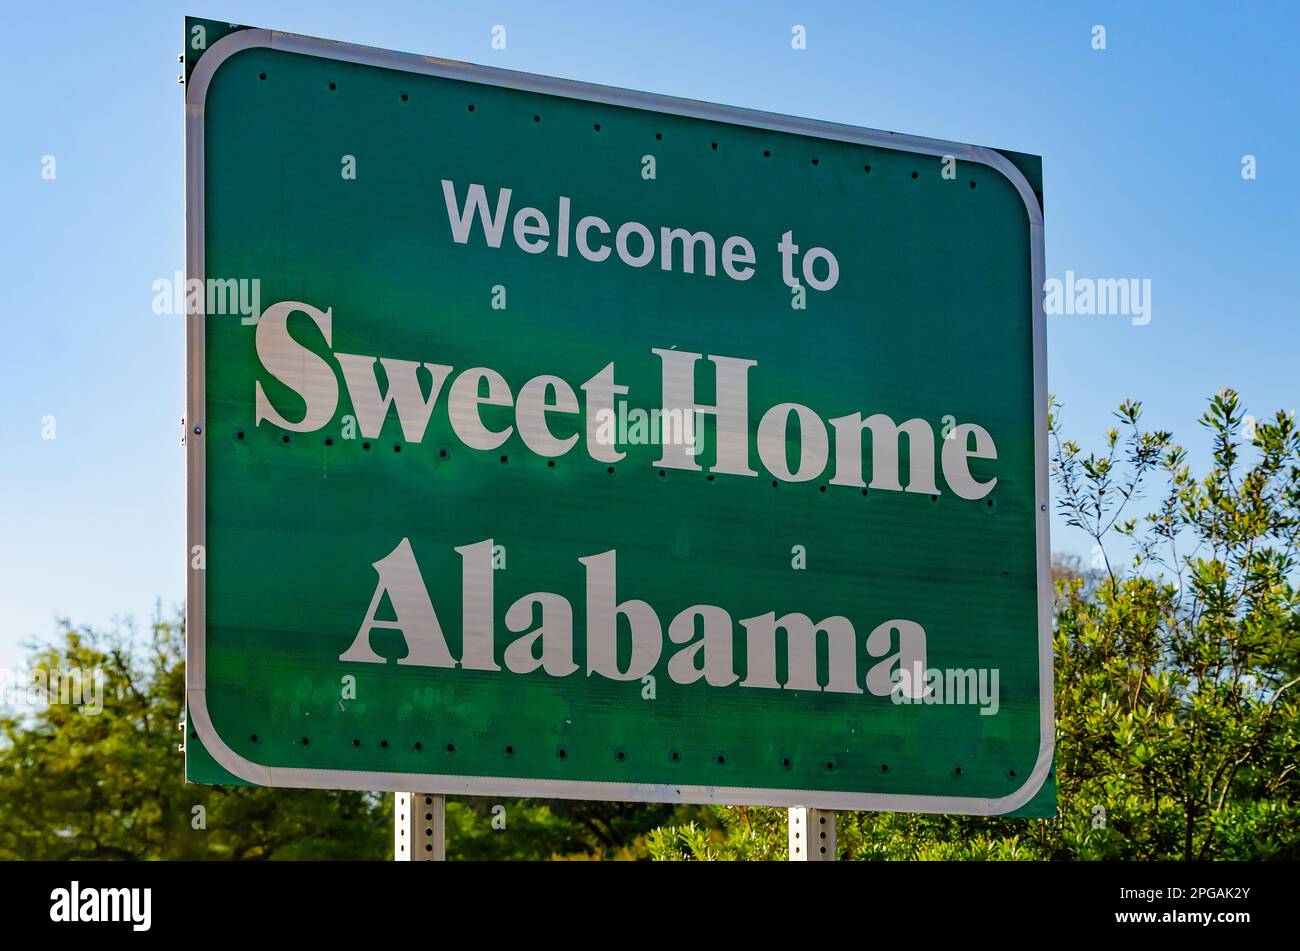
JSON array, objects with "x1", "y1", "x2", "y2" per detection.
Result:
[{"x1": 185, "y1": 19, "x2": 1053, "y2": 816}]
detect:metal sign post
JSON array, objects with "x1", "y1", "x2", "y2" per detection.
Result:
[
  {"x1": 788, "y1": 807, "x2": 837, "y2": 861},
  {"x1": 394, "y1": 793, "x2": 445, "y2": 861}
]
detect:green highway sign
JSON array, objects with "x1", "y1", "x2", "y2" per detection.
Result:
[{"x1": 185, "y1": 20, "x2": 1053, "y2": 815}]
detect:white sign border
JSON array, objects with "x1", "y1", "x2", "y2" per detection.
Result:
[{"x1": 185, "y1": 26, "x2": 1053, "y2": 815}]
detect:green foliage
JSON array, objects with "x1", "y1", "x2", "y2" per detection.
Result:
[
  {"x1": 447, "y1": 798, "x2": 695, "y2": 860},
  {"x1": 648, "y1": 391, "x2": 1300, "y2": 860},
  {"x1": 647, "y1": 810, "x2": 786, "y2": 861},
  {"x1": 0, "y1": 615, "x2": 390, "y2": 859}
]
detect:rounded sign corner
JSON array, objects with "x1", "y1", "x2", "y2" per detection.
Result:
[
  {"x1": 185, "y1": 27, "x2": 273, "y2": 111},
  {"x1": 187, "y1": 688, "x2": 273, "y2": 787}
]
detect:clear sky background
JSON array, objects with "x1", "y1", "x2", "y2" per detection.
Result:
[{"x1": 1, "y1": 1, "x2": 1295, "y2": 670}]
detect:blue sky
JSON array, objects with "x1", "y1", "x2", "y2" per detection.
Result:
[{"x1": 1, "y1": 1, "x2": 1296, "y2": 669}]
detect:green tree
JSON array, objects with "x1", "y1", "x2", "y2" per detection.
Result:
[
  {"x1": 446, "y1": 798, "x2": 696, "y2": 860},
  {"x1": 648, "y1": 391, "x2": 1300, "y2": 860},
  {"x1": 0, "y1": 613, "x2": 390, "y2": 859}
]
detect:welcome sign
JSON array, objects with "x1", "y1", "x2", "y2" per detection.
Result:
[{"x1": 185, "y1": 20, "x2": 1053, "y2": 815}]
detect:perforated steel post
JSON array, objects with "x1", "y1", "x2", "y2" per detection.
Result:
[
  {"x1": 788, "y1": 807, "x2": 836, "y2": 861},
  {"x1": 395, "y1": 792, "x2": 446, "y2": 861}
]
